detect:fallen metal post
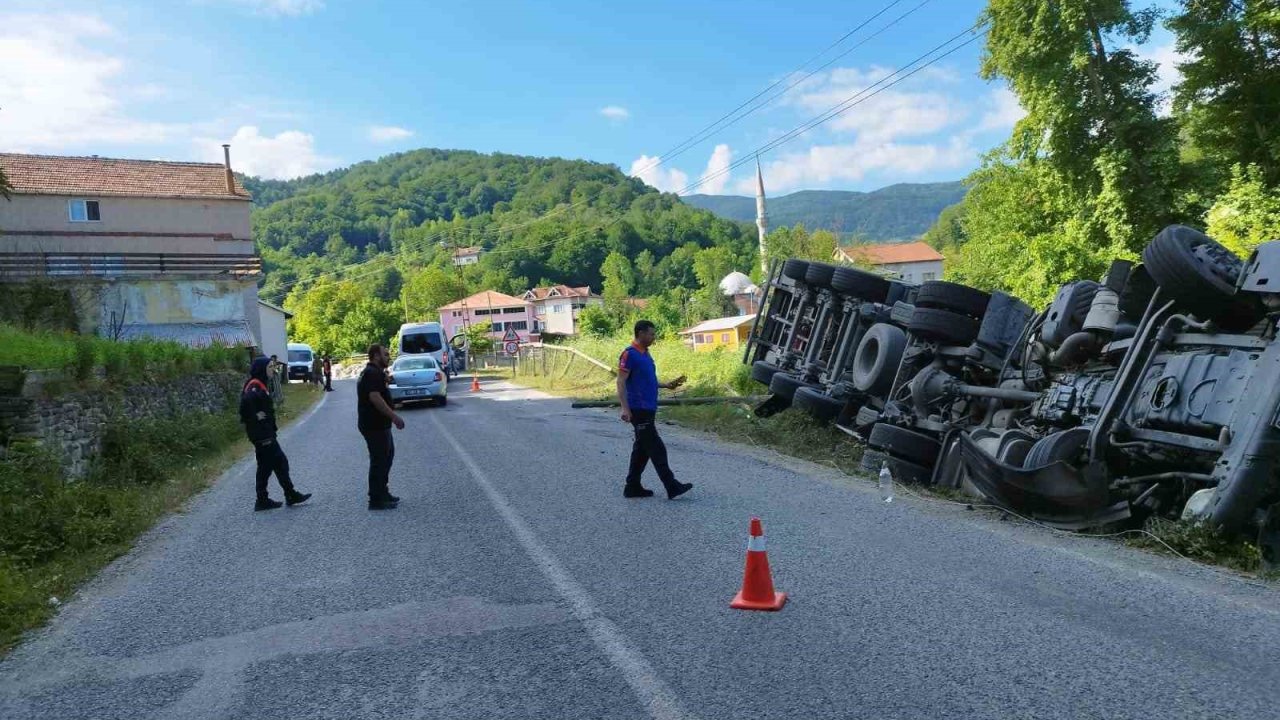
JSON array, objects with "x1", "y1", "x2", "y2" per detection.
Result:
[{"x1": 571, "y1": 395, "x2": 769, "y2": 409}]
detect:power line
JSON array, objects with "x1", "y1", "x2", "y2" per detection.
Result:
[
  {"x1": 261, "y1": 5, "x2": 930, "y2": 303},
  {"x1": 264, "y1": 19, "x2": 980, "y2": 305}
]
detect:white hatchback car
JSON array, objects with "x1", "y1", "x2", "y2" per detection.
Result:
[{"x1": 387, "y1": 355, "x2": 448, "y2": 407}]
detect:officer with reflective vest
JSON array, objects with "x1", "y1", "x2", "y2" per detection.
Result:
[{"x1": 241, "y1": 356, "x2": 311, "y2": 511}]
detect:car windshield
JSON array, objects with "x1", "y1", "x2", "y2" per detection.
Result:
[
  {"x1": 401, "y1": 331, "x2": 442, "y2": 354},
  {"x1": 287, "y1": 350, "x2": 311, "y2": 363},
  {"x1": 393, "y1": 357, "x2": 438, "y2": 371}
]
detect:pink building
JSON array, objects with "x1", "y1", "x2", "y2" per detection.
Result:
[{"x1": 439, "y1": 290, "x2": 540, "y2": 349}]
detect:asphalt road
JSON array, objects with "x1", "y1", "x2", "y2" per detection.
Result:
[{"x1": 3, "y1": 376, "x2": 1279, "y2": 719}]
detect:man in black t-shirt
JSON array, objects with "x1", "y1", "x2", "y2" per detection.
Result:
[{"x1": 358, "y1": 343, "x2": 405, "y2": 509}]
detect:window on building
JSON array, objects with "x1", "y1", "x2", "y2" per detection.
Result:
[
  {"x1": 68, "y1": 200, "x2": 101, "y2": 222},
  {"x1": 721, "y1": 333, "x2": 730, "y2": 344},
  {"x1": 504, "y1": 307, "x2": 524, "y2": 314},
  {"x1": 508, "y1": 321, "x2": 528, "y2": 331},
  {"x1": 922, "y1": 272, "x2": 937, "y2": 281},
  {"x1": 491, "y1": 322, "x2": 503, "y2": 332},
  {"x1": 552, "y1": 304, "x2": 566, "y2": 314}
]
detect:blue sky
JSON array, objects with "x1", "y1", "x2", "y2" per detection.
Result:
[{"x1": 0, "y1": 0, "x2": 1184, "y2": 195}]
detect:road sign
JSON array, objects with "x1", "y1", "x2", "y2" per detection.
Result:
[
  {"x1": 502, "y1": 327, "x2": 520, "y2": 342},
  {"x1": 503, "y1": 341, "x2": 519, "y2": 355}
]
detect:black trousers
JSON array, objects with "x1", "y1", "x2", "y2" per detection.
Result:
[
  {"x1": 362, "y1": 428, "x2": 395, "y2": 500},
  {"x1": 626, "y1": 409, "x2": 678, "y2": 489},
  {"x1": 324, "y1": 373, "x2": 333, "y2": 391},
  {"x1": 254, "y1": 438, "x2": 295, "y2": 500}
]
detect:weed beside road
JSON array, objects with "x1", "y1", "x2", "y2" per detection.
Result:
[{"x1": 0, "y1": 381, "x2": 323, "y2": 655}]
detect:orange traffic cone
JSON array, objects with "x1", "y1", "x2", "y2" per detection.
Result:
[
  {"x1": 470, "y1": 373, "x2": 481, "y2": 392},
  {"x1": 730, "y1": 517, "x2": 787, "y2": 611}
]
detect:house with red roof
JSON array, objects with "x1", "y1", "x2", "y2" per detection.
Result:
[
  {"x1": 0, "y1": 148, "x2": 265, "y2": 348},
  {"x1": 521, "y1": 285, "x2": 603, "y2": 336},
  {"x1": 439, "y1": 290, "x2": 539, "y2": 349},
  {"x1": 833, "y1": 241, "x2": 945, "y2": 285}
]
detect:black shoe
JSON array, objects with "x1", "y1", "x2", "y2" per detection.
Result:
[
  {"x1": 385, "y1": 493, "x2": 400, "y2": 503},
  {"x1": 285, "y1": 491, "x2": 312, "y2": 506},
  {"x1": 666, "y1": 482, "x2": 693, "y2": 500},
  {"x1": 254, "y1": 497, "x2": 283, "y2": 511},
  {"x1": 623, "y1": 485, "x2": 655, "y2": 498},
  {"x1": 368, "y1": 498, "x2": 399, "y2": 510}
]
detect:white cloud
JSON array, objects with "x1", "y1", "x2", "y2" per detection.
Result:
[
  {"x1": 600, "y1": 105, "x2": 630, "y2": 121},
  {"x1": 212, "y1": 0, "x2": 325, "y2": 17},
  {"x1": 742, "y1": 136, "x2": 976, "y2": 194},
  {"x1": 367, "y1": 125, "x2": 415, "y2": 143},
  {"x1": 1133, "y1": 41, "x2": 1191, "y2": 115},
  {"x1": 784, "y1": 66, "x2": 967, "y2": 143},
  {"x1": 0, "y1": 13, "x2": 183, "y2": 152},
  {"x1": 195, "y1": 126, "x2": 337, "y2": 179},
  {"x1": 697, "y1": 144, "x2": 733, "y2": 195},
  {"x1": 629, "y1": 154, "x2": 689, "y2": 194},
  {"x1": 977, "y1": 86, "x2": 1025, "y2": 132}
]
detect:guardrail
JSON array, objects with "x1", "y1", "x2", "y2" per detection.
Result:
[{"x1": 0, "y1": 252, "x2": 262, "y2": 279}]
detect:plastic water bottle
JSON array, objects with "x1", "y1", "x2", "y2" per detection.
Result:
[{"x1": 878, "y1": 461, "x2": 894, "y2": 504}]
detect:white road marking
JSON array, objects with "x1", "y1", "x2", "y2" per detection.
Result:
[{"x1": 430, "y1": 413, "x2": 696, "y2": 720}]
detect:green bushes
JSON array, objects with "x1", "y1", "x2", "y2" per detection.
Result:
[
  {"x1": 93, "y1": 413, "x2": 242, "y2": 486},
  {"x1": 0, "y1": 325, "x2": 246, "y2": 389},
  {"x1": 0, "y1": 408, "x2": 247, "y2": 652}
]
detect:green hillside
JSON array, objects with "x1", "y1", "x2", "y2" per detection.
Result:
[
  {"x1": 682, "y1": 181, "x2": 967, "y2": 240},
  {"x1": 242, "y1": 148, "x2": 763, "y2": 353}
]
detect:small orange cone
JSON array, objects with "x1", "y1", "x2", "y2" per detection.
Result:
[
  {"x1": 730, "y1": 517, "x2": 787, "y2": 611},
  {"x1": 470, "y1": 373, "x2": 481, "y2": 392}
]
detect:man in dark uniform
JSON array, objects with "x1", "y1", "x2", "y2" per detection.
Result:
[
  {"x1": 322, "y1": 355, "x2": 334, "y2": 392},
  {"x1": 358, "y1": 344, "x2": 405, "y2": 509},
  {"x1": 616, "y1": 320, "x2": 694, "y2": 500},
  {"x1": 240, "y1": 356, "x2": 311, "y2": 511}
]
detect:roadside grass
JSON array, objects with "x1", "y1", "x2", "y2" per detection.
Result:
[
  {"x1": 0, "y1": 324, "x2": 246, "y2": 386},
  {"x1": 0, "y1": 382, "x2": 323, "y2": 655},
  {"x1": 661, "y1": 403, "x2": 865, "y2": 476},
  {"x1": 1125, "y1": 517, "x2": 1266, "y2": 576}
]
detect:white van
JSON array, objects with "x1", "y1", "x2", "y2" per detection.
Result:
[
  {"x1": 395, "y1": 322, "x2": 455, "y2": 378},
  {"x1": 286, "y1": 342, "x2": 314, "y2": 382}
]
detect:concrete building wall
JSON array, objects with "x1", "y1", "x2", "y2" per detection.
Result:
[
  {"x1": 258, "y1": 304, "x2": 289, "y2": 360},
  {"x1": 442, "y1": 303, "x2": 537, "y2": 344},
  {"x1": 877, "y1": 259, "x2": 943, "y2": 285},
  {"x1": 0, "y1": 194, "x2": 253, "y2": 255}
]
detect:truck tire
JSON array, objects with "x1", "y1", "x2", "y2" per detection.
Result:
[
  {"x1": 1141, "y1": 224, "x2": 1262, "y2": 330},
  {"x1": 861, "y1": 448, "x2": 932, "y2": 485},
  {"x1": 831, "y1": 267, "x2": 891, "y2": 302},
  {"x1": 1023, "y1": 428, "x2": 1090, "y2": 469},
  {"x1": 769, "y1": 372, "x2": 819, "y2": 401},
  {"x1": 867, "y1": 423, "x2": 941, "y2": 467},
  {"x1": 782, "y1": 259, "x2": 810, "y2": 281},
  {"x1": 750, "y1": 360, "x2": 782, "y2": 386},
  {"x1": 803, "y1": 262, "x2": 837, "y2": 290},
  {"x1": 793, "y1": 386, "x2": 845, "y2": 424},
  {"x1": 907, "y1": 307, "x2": 980, "y2": 346},
  {"x1": 852, "y1": 323, "x2": 907, "y2": 395},
  {"x1": 914, "y1": 281, "x2": 991, "y2": 319}
]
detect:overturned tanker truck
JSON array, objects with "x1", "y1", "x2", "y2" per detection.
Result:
[{"x1": 743, "y1": 225, "x2": 1280, "y2": 559}]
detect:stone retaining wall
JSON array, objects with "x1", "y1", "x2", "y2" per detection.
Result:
[{"x1": 0, "y1": 367, "x2": 242, "y2": 478}]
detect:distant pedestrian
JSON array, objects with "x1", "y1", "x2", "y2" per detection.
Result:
[
  {"x1": 323, "y1": 355, "x2": 333, "y2": 392},
  {"x1": 240, "y1": 356, "x2": 311, "y2": 511},
  {"x1": 311, "y1": 355, "x2": 323, "y2": 386},
  {"x1": 616, "y1": 320, "x2": 693, "y2": 500},
  {"x1": 358, "y1": 343, "x2": 405, "y2": 510},
  {"x1": 267, "y1": 354, "x2": 285, "y2": 405}
]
